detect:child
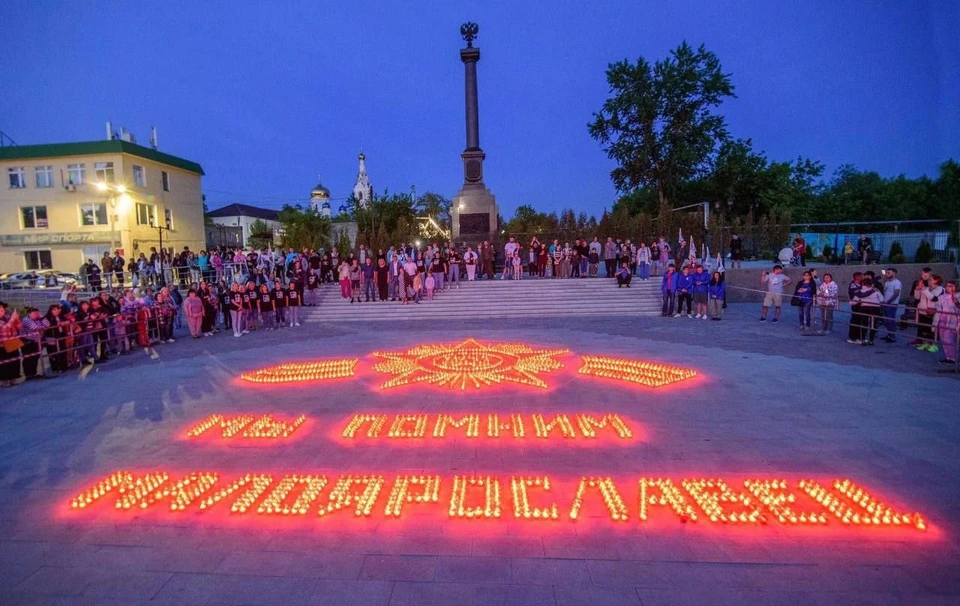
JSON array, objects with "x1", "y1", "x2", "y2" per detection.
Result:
[
  {"x1": 183, "y1": 289, "x2": 204, "y2": 338},
  {"x1": 258, "y1": 284, "x2": 275, "y2": 330},
  {"x1": 425, "y1": 273, "x2": 436, "y2": 299},
  {"x1": 272, "y1": 280, "x2": 287, "y2": 328},
  {"x1": 692, "y1": 265, "x2": 710, "y2": 319},
  {"x1": 707, "y1": 272, "x2": 726, "y2": 320},
  {"x1": 512, "y1": 252, "x2": 523, "y2": 280},
  {"x1": 286, "y1": 282, "x2": 301, "y2": 327}
]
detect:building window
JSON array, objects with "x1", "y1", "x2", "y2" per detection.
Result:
[
  {"x1": 132, "y1": 164, "x2": 146, "y2": 187},
  {"x1": 21, "y1": 206, "x2": 48, "y2": 229},
  {"x1": 94, "y1": 161, "x2": 115, "y2": 184},
  {"x1": 161, "y1": 170, "x2": 169, "y2": 191},
  {"x1": 136, "y1": 202, "x2": 156, "y2": 226},
  {"x1": 80, "y1": 203, "x2": 109, "y2": 226},
  {"x1": 164, "y1": 208, "x2": 173, "y2": 229},
  {"x1": 8, "y1": 167, "x2": 26, "y2": 189},
  {"x1": 24, "y1": 250, "x2": 53, "y2": 271},
  {"x1": 35, "y1": 165, "x2": 54, "y2": 188},
  {"x1": 67, "y1": 163, "x2": 86, "y2": 185}
]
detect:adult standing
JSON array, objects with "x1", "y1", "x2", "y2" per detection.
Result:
[
  {"x1": 361, "y1": 257, "x2": 376, "y2": 303},
  {"x1": 430, "y1": 252, "x2": 445, "y2": 292},
  {"x1": 447, "y1": 248, "x2": 461, "y2": 290},
  {"x1": 603, "y1": 237, "x2": 617, "y2": 277},
  {"x1": 0, "y1": 303, "x2": 22, "y2": 387},
  {"x1": 481, "y1": 241, "x2": 494, "y2": 280},
  {"x1": 636, "y1": 241, "x2": 651, "y2": 281},
  {"x1": 464, "y1": 246, "x2": 478, "y2": 282},
  {"x1": 376, "y1": 258, "x2": 390, "y2": 301},
  {"x1": 112, "y1": 250, "x2": 125, "y2": 288},
  {"x1": 881, "y1": 268, "x2": 902, "y2": 343},
  {"x1": 846, "y1": 272, "x2": 864, "y2": 344},
  {"x1": 660, "y1": 264, "x2": 678, "y2": 317},
  {"x1": 909, "y1": 268, "x2": 932, "y2": 346},
  {"x1": 791, "y1": 234, "x2": 807, "y2": 267},
  {"x1": 857, "y1": 234, "x2": 873, "y2": 264},
  {"x1": 656, "y1": 236, "x2": 671, "y2": 277},
  {"x1": 102, "y1": 253, "x2": 114, "y2": 290},
  {"x1": 729, "y1": 234, "x2": 743, "y2": 270},
  {"x1": 759, "y1": 265, "x2": 791, "y2": 323},
  {"x1": 815, "y1": 273, "x2": 838, "y2": 334}
]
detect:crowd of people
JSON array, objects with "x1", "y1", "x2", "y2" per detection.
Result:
[
  {"x1": 2, "y1": 236, "x2": 956, "y2": 388},
  {"x1": 750, "y1": 264, "x2": 958, "y2": 364}
]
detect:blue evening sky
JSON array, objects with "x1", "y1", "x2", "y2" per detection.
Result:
[{"x1": 1, "y1": 1, "x2": 957, "y2": 218}]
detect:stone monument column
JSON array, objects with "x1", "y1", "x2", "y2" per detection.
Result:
[{"x1": 452, "y1": 22, "x2": 498, "y2": 244}]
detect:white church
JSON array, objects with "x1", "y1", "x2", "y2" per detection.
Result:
[{"x1": 309, "y1": 152, "x2": 372, "y2": 217}]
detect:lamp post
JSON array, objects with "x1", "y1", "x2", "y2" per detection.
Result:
[{"x1": 148, "y1": 217, "x2": 172, "y2": 287}]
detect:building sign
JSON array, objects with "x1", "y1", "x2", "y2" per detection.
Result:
[{"x1": 1, "y1": 232, "x2": 113, "y2": 247}]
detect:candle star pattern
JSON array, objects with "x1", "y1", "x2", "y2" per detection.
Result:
[{"x1": 373, "y1": 338, "x2": 568, "y2": 391}]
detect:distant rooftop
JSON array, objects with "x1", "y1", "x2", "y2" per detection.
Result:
[
  {"x1": 206, "y1": 203, "x2": 279, "y2": 221},
  {"x1": 0, "y1": 140, "x2": 204, "y2": 175}
]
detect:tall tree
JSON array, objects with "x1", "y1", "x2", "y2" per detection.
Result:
[
  {"x1": 277, "y1": 205, "x2": 331, "y2": 251},
  {"x1": 588, "y1": 42, "x2": 735, "y2": 214},
  {"x1": 246, "y1": 219, "x2": 274, "y2": 249}
]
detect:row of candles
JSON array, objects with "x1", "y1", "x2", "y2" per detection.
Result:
[
  {"x1": 579, "y1": 356, "x2": 698, "y2": 388},
  {"x1": 68, "y1": 471, "x2": 926, "y2": 531},
  {"x1": 240, "y1": 359, "x2": 357, "y2": 384},
  {"x1": 340, "y1": 413, "x2": 635, "y2": 440},
  {"x1": 186, "y1": 414, "x2": 307, "y2": 440}
]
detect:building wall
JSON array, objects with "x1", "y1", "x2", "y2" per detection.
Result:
[
  {"x1": 1, "y1": 151, "x2": 204, "y2": 273},
  {"x1": 208, "y1": 216, "x2": 281, "y2": 247}
]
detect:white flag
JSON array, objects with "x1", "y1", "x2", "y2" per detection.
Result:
[
  {"x1": 688, "y1": 235, "x2": 696, "y2": 260},
  {"x1": 717, "y1": 252, "x2": 725, "y2": 272},
  {"x1": 678, "y1": 228, "x2": 683, "y2": 244}
]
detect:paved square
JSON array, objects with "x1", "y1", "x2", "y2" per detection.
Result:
[{"x1": 0, "y1": 308, "x2": 957, "y2": 603}]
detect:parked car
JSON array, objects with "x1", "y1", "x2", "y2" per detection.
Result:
[
  {"x1": 36, "y1": 270, "x2": 79, "y2": 288},
  {"x1": 0, "y1": 272, "x2": 40, "y2": 290}
]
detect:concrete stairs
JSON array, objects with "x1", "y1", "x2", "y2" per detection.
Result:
[{"x1": 300, "y1": 276, "x2": 662, "y2": 322}]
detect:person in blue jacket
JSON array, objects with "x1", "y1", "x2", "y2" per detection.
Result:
[
  {"x1": 661, "y1": 264, "x2": 678, "y2": 317},
  {"x1": 708, "y1": 271, "x2": 726, "y2": 320},
  {"x1": 692, "y1": 265, "x2": 711, "y2": 319},
  {"x1": 674, "y1": 266, "x2": 695, "y2": 318}
]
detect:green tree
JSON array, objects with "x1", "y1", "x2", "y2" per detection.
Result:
[
  {"x1": 277, "y1": 205, "x2": 331, "y2": 251},
  {"x1": 246, "y1": 219, "x2": 274, "y2": 249},
  {"x1": 588, "y1": 42, "x2": 735, "y2": 215},
  {"x1": 334, "y1": 228, "x2": 352, "y2": 257}
]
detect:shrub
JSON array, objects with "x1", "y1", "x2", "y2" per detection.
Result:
[
  {"x1": 914, "y1": 240, "x2": 934, "y2": 264},
  {"x1": 891, "y1": 253, "x2": 907, "y2": 264},
  {"x1": 822, "y1": 244, "x2": 833, "y2": 260},
  {"x1": 888, "y1": 241, "x2": 903, "y2": 262}
]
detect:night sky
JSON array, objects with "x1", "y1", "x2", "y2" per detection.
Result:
[{"x1": 1, "y1": 1, "x2": 957, "y2": 218}]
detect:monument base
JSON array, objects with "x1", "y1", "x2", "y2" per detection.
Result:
[{"x1": 452, "y1": 185, "x2": 498, "y2": 244}]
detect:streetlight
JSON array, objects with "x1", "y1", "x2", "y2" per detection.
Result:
[{"x1": 95, "y1": 181, "x2": 131, "y2": 255}]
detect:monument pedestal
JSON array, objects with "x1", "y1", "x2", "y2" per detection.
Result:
[{"x1": 452, "y1": 184, "x2": 498, "y2": 244}]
